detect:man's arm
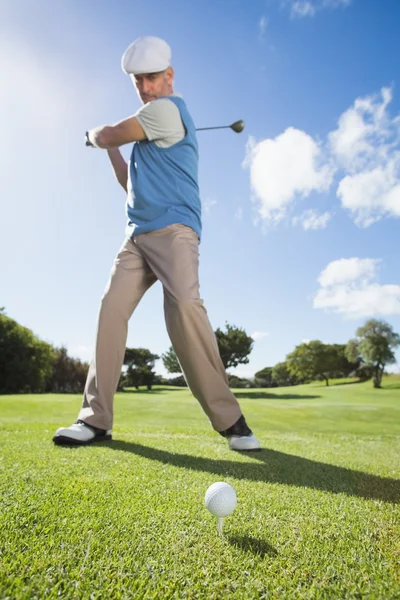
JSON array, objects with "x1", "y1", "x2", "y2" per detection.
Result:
[
  {"x1": 87, "y1": 116, "x2": 147, "y2": 149},
  {"x1": 107, "y1": 148, "x2": 128, "y2": 192}
]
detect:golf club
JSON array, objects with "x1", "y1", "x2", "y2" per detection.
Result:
[
  {"x1": 196, "y1": 120, "x2": 245, "y2": 133},
  {"x1": 85, "y1": 120, "x2": 245, "y2": 146}
]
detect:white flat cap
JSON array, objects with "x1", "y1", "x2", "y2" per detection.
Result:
[{"x1": 121, "y1": 36, "x2": 171, "y2": 75}]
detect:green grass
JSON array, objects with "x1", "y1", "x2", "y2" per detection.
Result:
[{"x1": 0, "y1": 377, "x2": 399, "y2": 599}]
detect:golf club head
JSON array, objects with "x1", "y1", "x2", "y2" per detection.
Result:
[{"x1": 230, "y1": 120, "x2": 245, "y2": 133}]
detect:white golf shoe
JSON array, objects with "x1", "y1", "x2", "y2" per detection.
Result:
[
  {"x1": 53, "y1": 421, "x2": 112, "y2": 445},
  {"x1": 220, "y1": 415, "x2": 261, "y2": 452},
  {"x1": 228, "y1": 434, "x2": 261, "y2": 452}
]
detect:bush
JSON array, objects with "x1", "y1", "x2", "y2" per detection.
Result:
[
  {"x1": 350, "y1": 364, "x2": 374, "y2": 382},
  {"x1": 0, "y1": 314, "x2": 54, "y2": 394},
  {"x1": 228, "y1": 374, "x2": 256, "y2": 388},
  {"x1": 167, "y1": 376, "x2": 187, "y2": 387}
]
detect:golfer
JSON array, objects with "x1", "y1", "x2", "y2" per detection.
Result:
[{"x1": 53, "y1": 37, "x2": 260, "y2": 452}]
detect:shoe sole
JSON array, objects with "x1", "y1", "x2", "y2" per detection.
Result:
[
  {"x1": 52, "y1": 434, "x2": 112, "y2": 446},
  {"x1": 230, "y1": 447, "x2": 262, "y2": 452}
]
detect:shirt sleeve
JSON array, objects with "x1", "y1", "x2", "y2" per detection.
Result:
[{"x1": 134, "y1": 99, "x2": 185, "y2": 145}]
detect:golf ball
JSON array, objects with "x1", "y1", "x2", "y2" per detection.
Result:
[{"x1": 204, "y1": 482, "x2": 237, "y2": 518}]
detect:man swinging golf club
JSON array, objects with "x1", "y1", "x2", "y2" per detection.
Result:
[{"x1": 53, "y1": 36, "x2": 260, "y2": 451}]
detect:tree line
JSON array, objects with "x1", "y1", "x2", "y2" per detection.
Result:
[
  {"x1": 0, "y1": 308, "x2": 254, "y2": 394},
  {"x1": 161, "y1": 320, "x2": 399, "y2": 390},
  {"x1": 0, "y1": 306, "x2": 398, "y2": 394},
  {"x1": 0, "y1": 308, "x2": 89, "y2": 394},
  {"x1": 257, "y1": 321, "x2": 399, "y2": 389}
]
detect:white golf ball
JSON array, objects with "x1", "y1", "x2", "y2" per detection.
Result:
[{"x1": 204, "y1": 482, "x2": 237, "y2": 518}]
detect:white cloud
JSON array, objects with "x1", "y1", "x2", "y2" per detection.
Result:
[
  {"x1": 244, "y1": 86, "x2": 400, "y2": 230},
  {"x1": 337, "y1": 156, "x2": 400, "y2": 227},
  {"x1": 287, "y1": 0, "x2": 351, "y2": 18},
  {"x1": 293, "y1": 209, "x2": 333, "y2": 230},
  {"x1": 330, "y1": 87, "x2": 400, "y2": 227},
  {"x1": 314, "y1": 258, "x2": 400, "y2": 318},
  {"x1": 318, "y1": 258, "x2": 380, "y2": 287},
  {"x1": 251, "y1": 331, "x2": 269, "y2": 340},
  {"x1": 328, "y1": 87, "x2": 394, "y2": 171},
  {"x1": 243, "y1": 128, "x2": 334, "y2": 223},
  {"x1": 324, "y1": 0, "x2": 352, "y2": 7},
  {"x1": 290, "y1": 1, "x2": 316, "y2": 17},
  {"x1": 201, "y1": 197, "x2": 217, "y2": 215},
  {"x1": 259, "y1": 16, "x2": 268, "y2": 37},
  {"x1": 302, "y1": 339, "x2": 311, "y2": 344}
]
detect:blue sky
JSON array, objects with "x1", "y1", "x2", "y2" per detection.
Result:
[{"x1": 1, "y1": 0, "x2": 399, "y2": 378}]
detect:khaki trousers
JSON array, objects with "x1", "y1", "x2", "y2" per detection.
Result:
[{"x1": 78, "y1": 224, "x2": 242, "y2": 432}]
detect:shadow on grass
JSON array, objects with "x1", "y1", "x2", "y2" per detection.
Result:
[
  {"x1": 119, "y1": 387, "x2": 187, "y2": 394},
  {"x1": 118, "y1": 389, "x2": 321, "y2": 399},
  {"x1": 103, "y1": 441, "x2": 399, "y2": 504},
  {"x1": 382, "y1": 383, "x2": 400, "y2": 390},
  {"x1": 119, "y1": 389, "x2": 321, "y2": 399},
  {"x1": 227, "y1": 534, "x2": 278, "y2": 558},
  {"x1": 327, "y1": 380, "x2": 362, "y2": 387},
  {"x1": 234, "y1": 392, "x2": 321, "y2": 400}
]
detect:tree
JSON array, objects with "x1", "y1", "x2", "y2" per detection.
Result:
[
  {"x1": 329, "y1": 344, "x2": 359, "y2": 378},
  {"x1": 272, "y1": 361, "x2": 299, "y2": 387},
  {"x1": 286, "y1": 341, "x2": 340, "y2": 386},
  {"x1": 162, "y1": 323, "x2": 254, "y2": 375},
  {"x1": 346, "y1": 319, "x2": 400, "y2": 388},
  {"x1": 0, "y1": 313, "x2": 54, "y2": 393},
  {"x1": 215, "y1": 323, "x2": 254, "y2": 369},
  {"x1": 168, "y1": 375, "x2": 187, "y2": 387},
  {"x1": 352, "y1": 363, "x2": 375, "y2": 382},
  {"x1": 228, "y1": 374, "x2": 255, "y2": 388},
  {"x1": 123, "y1": 348, "x2": 160, "y2": 390},
  {"x1": 161, "y1": 346, "x2": 182, "y2": 374},
  {"x1": 45, "y1": 346, "x2": 89, "y2": 393},
  {"x1": 254, "y1": 367, "x2": 274, "y2": 388},
  {"x1": 345, "y1": 339, "x2": 359, "y2": 365}
]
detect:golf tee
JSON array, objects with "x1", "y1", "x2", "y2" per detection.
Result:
[{"x1": 217, "y1": 517, "x2": 224, "y2": 535}]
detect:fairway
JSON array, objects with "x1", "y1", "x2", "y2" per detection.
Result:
[{"x1": 1, "y1": 379, "x2": 399, "y2": 599}]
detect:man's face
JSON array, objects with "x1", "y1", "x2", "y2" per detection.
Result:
[{"x1": 132, "y1": 67, "x2": 174, "y2": 104}]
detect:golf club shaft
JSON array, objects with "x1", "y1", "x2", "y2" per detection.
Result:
[{"x1": 196, "y1": 125, "x2": 231, "y2": 131}]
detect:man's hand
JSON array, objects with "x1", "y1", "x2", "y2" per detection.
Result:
[
  {"x1": 85, "y1": 131, "x2": 95, "y2": 147},
  {"x1": 85, "y1": 117, "x2": 147, "y2": 149}
]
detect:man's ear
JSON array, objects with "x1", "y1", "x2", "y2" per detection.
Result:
[{"x1": 166, "y1": 66, "x2": 174, "y2": 83}]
